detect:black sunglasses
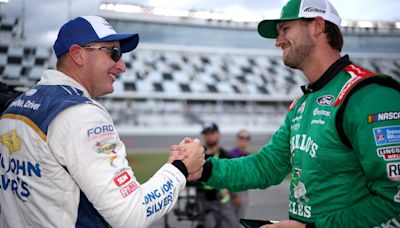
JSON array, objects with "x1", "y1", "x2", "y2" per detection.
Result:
[
  {"x1": 238, "y1": 135, "x2": 251, "y2": 141},
  {"x1": 83, "y1": 46, "x2": 122, "y2": 62}
]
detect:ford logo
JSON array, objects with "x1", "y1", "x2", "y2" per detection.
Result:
[{"x1": 317, "y1": 95, "x2": 334, "y2": 106}]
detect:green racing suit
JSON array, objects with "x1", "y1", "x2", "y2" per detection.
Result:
[{"x1": 200, "y1": 55, "x2": 400, "y2": 227}]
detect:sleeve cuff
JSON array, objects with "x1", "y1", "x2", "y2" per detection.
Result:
[
  {"x1": 198, "y1": 160, "x2": 213, "y2": 182},
  {"x1": 305, "y1": 223, "x2": 316, "y2": 228},
  {"x1": 171, "y1": 160, "x2": 188, "y2": 178}
]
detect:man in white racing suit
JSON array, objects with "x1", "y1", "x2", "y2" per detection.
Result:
[{"x1": 0, "y1": 16, "x2": 205, "y2": 228}]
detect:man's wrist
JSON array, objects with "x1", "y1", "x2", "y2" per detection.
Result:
[
  {"x1": 305, "y1": 223, "x2": 315, "y2": 228},
  {"x1": 198, "y1": 160, "x2": 212, "y2": 182},
  {"x1": 171, "y1": 160, "x2": 188, "y2": 178}
]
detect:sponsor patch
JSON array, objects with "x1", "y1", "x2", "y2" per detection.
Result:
[
  {"x1": 114, "y1": 171, "x2": 131, "y2": 187},
  {"x1": 0, "y1": 151, "x2": 42, "y2": 201},
  {"x1": 387, "y1": 162, "x2": 400, "y2": 181},
  {"x1": 377, "y1": 146, "x2": 400, "y2": 161},
  {"x1": 311, "y1": 119, "x2": 325, "y2": 125},
  {"x1": 25, "y1": 89, "x2": 38, "y2": 96},
  {"x1": 143, "y1": 179, "x2": 175, "y2": 217},
  {"x1": 297, "y1": 101, "x2": 306, "y2": 114},
  {"x1": 316, "y1": 95, "x2": 334, "y2": 106},
  {"x1": 304, "y1": 7, "x2": 325, "y2": 13},
  {"x1": 0, "y1": 130, "x2": 22, "y2": 154},
  {"x1": 9, "y1": 99, "x2": 41, "y2": 111},
  {"x1": 96, "y1": 142, "x2": 117, "y2": 154},
  {"x1": 395, "y1": 187, "x2": 400, "y2": 203},
  {"x1": 95, "y1": 142, "x2": 119, "y2": 166},
  {"x1": 120, "y1": 181, "x2": 138, "y2": 198},
  {"x1": 376, "y1": 217, "x2": 400, "y2": 227},
  {"x1": 290, "y1": 134, "x2": 318, "y2": 158},
  {"x1": 87, "y1": 124, "x2": 115, "y2": 141},
  {"x1": 291, "y1": 123, "x2": 300, "y2": 131},
  {"x1": 373, "y1": 126, "x2": 400, "y2": 146},
  {"x1": 368, "y1": 112, "x2": 400, "y2": 124},
  {"x1": 292, "y1": 116, "x2": 303, "y2": 122},
  {"x1": 375, "y1": 217, "x2": 400, "y2": 227},
  {"x1": 313, "y1": 108, "x2": 331, "y2": 117}
]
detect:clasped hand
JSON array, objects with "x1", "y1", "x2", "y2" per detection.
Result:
[{"x1": 168, "y1": 137, "x2": 205, "y2": 181}]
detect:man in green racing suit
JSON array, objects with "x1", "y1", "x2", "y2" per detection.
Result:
[{"x1": 198, "y1": 0, "x2": 400, "y2": 227}]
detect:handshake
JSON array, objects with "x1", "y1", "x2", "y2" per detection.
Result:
[{"x1": 168, "y1": 138, "x2": 205, "y2": 181}]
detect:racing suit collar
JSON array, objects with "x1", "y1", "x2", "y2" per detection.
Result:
[
  {"x1": 38, "y1": 70, "x2": 92, "y2": 98},
  {"x1": 301, "y1": 55, "x2": 352, "y2": 94}
]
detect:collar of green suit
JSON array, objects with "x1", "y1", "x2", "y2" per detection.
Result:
[{"x1": 301, "y1": 55, "x2": 352, "y2": 94}]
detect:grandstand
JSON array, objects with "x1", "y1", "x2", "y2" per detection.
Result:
[{"x1": 1, "y1": 3, "x2": 400, "y2": 148}]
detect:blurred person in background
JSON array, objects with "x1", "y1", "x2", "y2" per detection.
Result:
[
  {"x1": 0, "y1": 82, "x2": 22, "y2": 114},
  {"x1": 197, "y1": 122, "x2": 237, "y2": 228},
  {"x1": 197, "y1": 0, "x2": 400, "y2": 227},
  {"x1": 229, "y1": 130, "x2": 251, "y2": 219},
  {"x1": 0, "y1": 15, "x2": 205, "y2": 228},
  {"x1": 230, "y1": 129, "x2": 251, "y2": 158}
]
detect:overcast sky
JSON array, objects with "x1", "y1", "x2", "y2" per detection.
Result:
[{"x1": 1, "y1": 0, "x2": 399, "y2": 45}]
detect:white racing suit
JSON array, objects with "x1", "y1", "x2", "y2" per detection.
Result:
[{"x1": 0, "y1": 70, "x2": 187, "y2": 227}]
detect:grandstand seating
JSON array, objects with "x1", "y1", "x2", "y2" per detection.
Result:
[
  {"x1": 0, "y1": 15, "x2": 21, "y2": 40},
  {"x1": 117, "y1": 47, "x2": 400, "y2": 96},
  {"x1": 1, "y1": 42, "x2": 398, "y2": 95},
  {"x1": 119, "y1": 47, "x2": 307, "y2": 96},
  {"x1": 1, "y1": 42, "x2": 400, "y2": 132},
  {"x1": 0, "y1": 43, "x2": 53, "y2": 86},
  {"x1": 1, "y1": 13, "x2": 399, "y2": 133}
]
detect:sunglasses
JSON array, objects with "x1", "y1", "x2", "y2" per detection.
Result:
[
  {"x1": 83, "y1": 46, "x2": 122, "y2": 62},
  {"x1": 238, "y1": 136, "x2": 251, "y2": 141}
]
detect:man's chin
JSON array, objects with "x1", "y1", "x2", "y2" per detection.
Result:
[
  {"x1": 206, "y1": 142, "x2": 218, "y2": 148},
  {"x1": 98, "y1": 88, "x2": 114, "y2": 97},
  {"x1": 283, "y1": 58, "x2": 300, "y2": 69},
  {"x1": 107, "y1": 88, "x2": 114, "y2": 95}
]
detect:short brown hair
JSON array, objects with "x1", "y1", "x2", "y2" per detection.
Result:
[
  {"x1": 302, "y1": 18, "x2": 343, "y2": 52},
  {"x1": 324, "y1": 20, "x2": 343, "y2": 52},
  {"x1": 56, "y1": 54, "x2": 67, "y2": 69}
]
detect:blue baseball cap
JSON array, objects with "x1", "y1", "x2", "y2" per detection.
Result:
[{"x1": 53, "y1": 15, "x2": 139, "y2": 58}]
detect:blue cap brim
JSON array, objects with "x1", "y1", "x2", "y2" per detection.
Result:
[{"x1": 98, "y1": 33, "x2": 139, "y2": 53}]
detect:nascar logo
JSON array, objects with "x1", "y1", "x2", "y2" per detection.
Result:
[{"x1": 368, "y1": 112, "x2": 400, "y2": 123}]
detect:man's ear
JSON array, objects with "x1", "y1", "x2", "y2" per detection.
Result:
[
  {"x1": 68, "y1": 44, "x2": 85, "y2": 66},
  {"x1": 312, "y1": 16, "x2": 325, "y2": 37}
]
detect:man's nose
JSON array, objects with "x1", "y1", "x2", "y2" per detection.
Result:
[
  {"x1": 116, "y1": 58, "x2": 127, "y2": 73},
  {"x1": 275, "y1": 33, "x2": 285, "y2": 48}
]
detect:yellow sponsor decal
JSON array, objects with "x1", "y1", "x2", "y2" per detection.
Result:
[{"x1": 0, "y1": 130, "x2": 22, "y2": 154}]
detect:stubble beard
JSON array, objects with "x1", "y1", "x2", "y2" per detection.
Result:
[
  {"x1": 206, "y1": 141, "x2": 218, "y2": 148},
  {"x1": 283, "y1": 33, "x2": 314, "y2": 70}
]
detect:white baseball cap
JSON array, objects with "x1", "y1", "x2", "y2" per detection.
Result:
[{"x1": 258, "y1": 0, "x2": 341, "y2": 38}]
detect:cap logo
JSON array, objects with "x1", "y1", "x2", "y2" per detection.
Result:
[
  {"x1": 304, "y1": 7, "x2": 326, "y2": 14},
  {"x1": 82, "y1": 16, "x2": 117, "y2": 38},
  {"x1": 102, "y1": 20, "x2": 114, "y2": 31}
]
